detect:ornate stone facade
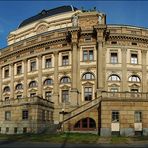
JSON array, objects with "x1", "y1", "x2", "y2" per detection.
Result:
[{"x1": 1, "y1": 6, "x2": 148, "y2": 136}]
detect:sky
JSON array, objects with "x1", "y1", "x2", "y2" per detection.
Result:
[{"x1": 0, "y1": 0, "x2": 148, "y2": 48}]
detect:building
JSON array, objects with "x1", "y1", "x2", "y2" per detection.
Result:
[{"x1": 0, "y1": 5, "x2": 148, "y2": 136}]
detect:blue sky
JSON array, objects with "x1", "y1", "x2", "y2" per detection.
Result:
[{"x1": 0, "y1": 0, "x2": 147, "y2": 48}]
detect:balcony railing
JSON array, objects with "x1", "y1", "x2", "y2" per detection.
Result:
[
  {"x1": 101, "y1": 91, "x2": 148, "y2": 100},
  {"x1": 0, "y1": 96, "x2": 54, "y2": 107}
]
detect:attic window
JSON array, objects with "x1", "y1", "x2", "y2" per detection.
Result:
[
  {"x1": 132, "y1": 42, "x2": 137, "y2": 46},
  {"x1": 111, "y1": 41, "x2": 117, "y2": 44}
]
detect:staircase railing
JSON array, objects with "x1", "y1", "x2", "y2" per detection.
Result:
[{"x1": 62, "y1": 96, "x2": 102, "y2": 123}]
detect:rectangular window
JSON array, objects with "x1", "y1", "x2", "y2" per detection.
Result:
[
  {"x1": 112, "y1": 111, "x2": 119, "y2": 123},
  {"x1": 45, "y1": 91, "x2": 52, "y2": 100},
  {"x1": 42, "y1": 110, "x2": 45, "y2": 121},
  {"x1": 30, "y1": 61, "x2": 36, "y2": 71},
  {"x1": 6, "y1": 127, "x2": 9, "y2": 133},
  {"x1": 45, "y1": 58, "x2": 52, "y2": 68},
  {"x1": 30, "y1": 93, "x2": 36, "y2": 97},
  {"x1": 17, "y1": 65, "x2": 22, "y2": 75},
  {"x1": 23, "y1": 127, "x2": 27, "y2": 133},
  {"x1": 17, "y1": 95, "x2": 22, "y2": 99},
  {"x1": 22, "y1": 110, "x2": 28, "y2": 120},
  {"x1": 131, "y1": 53, "x2": 138, "y2": 64},
  {"x1": 62, "y1": 90, "x2": 69, "y2": 102},
  {"x1": 110, "y1": 53, "x2": 118, "y2": 64},
  {"x1": 62, "y1": 55, "x2": 69, "y2": 66},
  {"x1": 14, "y1": 127, "x2": 17, "y2": 134},
  {"x1": 84, "y1": 87, "x2": 92, "y2": 101},
  {"x1": 4, "y1": 69, "x2": 9, "y2": 78},
  {"x1": 135, "y1": 111, "x2": 142, "y2": 123},
  {"x1": 83, "y1": 50, "x2": 94, "y2": 61},
  {"x1": 5, "y1": 97, "x2": 9, "y2": 101},
  {"x1": 5, "y1": 111, "x2": 11, "y2": 121}
]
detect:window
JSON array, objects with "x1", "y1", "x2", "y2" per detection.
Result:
[
  {"x1": 45, "y1": 58, "x2": 52, "y2": 68},
  {"x1": 45, "y1": 91, "x2": 52, "y2": 100},
  {"x1": 14, "y1": 127, "x2": 17, "y2": 134},
  {"x1": 16, "y1": 83, "x2": 23, "y2": 90},
  {"x1": 5, "y1": 111, "x2": 11, "y2": 121},
  {"x1": 60, "y1": 76, "x2": 70, "y2": 83},
  {"x1": 62, "y1": 90, "x2": 69, "y2": 103},
  {"x1": 6, "y1": 127, "x2": 9, "y2": 133},
  {"x1": 82, "y1": 72, "x2": 95, "y2": 80},
  {"x1": 22, "y1": 110, "x2": 28, "y2": 120},
  {"x1": 30, "y1": 93, "x2": 36, "y2": 97},
  {"x1": 83, "y1": 49, "x2": 93, "y2": 61},
  {"x1": 110, "y1": 88, "x2": 118, "y2": 92},
  {"x1": 5, "y1": 97, "x2": 9, "y2": 101},
  {"x1": 29, "y1": 81, "x2": 37, "y2": 88},
  {"x1": 30, "y1": 60, "x2": 36, "y2": 71},
  {"x1": 108, "y1": 74, "x2": 120, "y2": 81},
  {"x1": 74, "y1": 117, "x2": 96, "y2": 130},
  {"x1": 110, "y1": 53, "x2": 118, "y2": 64},
  {"x1": 4, "y1": 69, "x2": 9, "y2": 78},
  {"x1": 42, "y1": 110, "x2": 45, "y2": 121},
  {"x1": 129, "y1": 75, "x2": 140, "y2": 82},
  {"x1": 112, "y1": 111, "x2": 119, "y2": 123},
  {"x1": 84, "y1": 87, "x2": 92, "y2": 101},
  {"x1": 23, "y1": 127, "x2": 27, "y2": 133},
  {"x1": 135, "y1": 111, "x2": 142, "y2": 123},
  {"x1": 17, "y1": 65, "x2": 22, "y2": 75},
  {"x1": 131, "y1": 89, "x2": 139, "y2": 92},
  {"x1": 44, "y1": 79, "x2": 53, "y2": 85},
  {"x1": 131, "y1": 53, "x2": 138, "y2": 64},
  {"x1": 62, "y1": 55, "x2": 69, "y2": 66},
  {"x1": 3, "y1": 86, "x2": 10, "y2": 92},
  {"x1": 17, "y1": 95, "x2": 22, "y2": 99}
]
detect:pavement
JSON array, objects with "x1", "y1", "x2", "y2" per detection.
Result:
[{"x1": 0, "y1": 141, "x2": 148, "y2": 148}]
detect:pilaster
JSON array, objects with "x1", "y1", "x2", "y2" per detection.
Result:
[
  {"x1": 23, "y1": 59, "x2": 27, "y2": 98},
  {"x1": 38, "y1": 55, "x2": 42, "y2": 97},
  {"x1": 10, "y1": 64, "x2": 14, "y2": 99},
  {"x1": 142, "y1": 50, "x2": 147, "y2": 92},
  {"x1": 121, "y1": 47, "x2": 128, "y2": 91}
]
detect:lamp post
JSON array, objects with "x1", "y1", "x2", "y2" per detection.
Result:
[{"x1": 59, "y1": 108, "x2": 68, "y2": 132}]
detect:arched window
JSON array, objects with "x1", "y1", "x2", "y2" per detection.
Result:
[
  {"x1": 16, "y1": 83, "x2": 23, "y2": 90},
  {"x1": 44, "y1": 78, "x2": 53, "y2": 85},
  {"x1": 29, "y1": 81, "x2": 38, "y2": 88},
  {"x1": 129, "y1": 75, "x2": 140, "y2": 82},
  {"x1": 3, "y1": 86, "x2": 10, "y2": 92},
  {"x1": 60, "y1": 76, "x2": 71, "y2": 83},
  {"x1": 82, "y1": 72, "x2": 95, "y2": 80},
  {"x1": 74, "y1": 117, "x2": 96, "y2": 131},
  {"x1": 108, "y1": 74, "x2": 120, "y2": 81}
]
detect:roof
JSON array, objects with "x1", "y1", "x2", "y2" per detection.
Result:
[{"x1": 18, "y1": 5, "x2": 78, "y2": 28}]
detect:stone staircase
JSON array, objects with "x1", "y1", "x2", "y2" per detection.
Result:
[{"x1": 62, "y1": 96, "x2": 102, "y2": 123}]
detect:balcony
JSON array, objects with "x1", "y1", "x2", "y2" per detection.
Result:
[
  {"x1": 101, "y1": 91, "x2": 148, "y2": 100},
  {"x1": 0, "y1": 96, "x2": 54, "y2": 108}
]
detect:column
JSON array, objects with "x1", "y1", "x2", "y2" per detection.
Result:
[
  {"x1": 96, "y1": 27, "x2": 106, "y2": 95},
  {"x1": 10, "y1": 64, "x2": 14, "y2": 99},
  {"x1": 142, "y1": 50, "x2": 147, "y2": 92},
  {"x1": 121, "y1": 47, "x2": 128, "y2": 91},
  {"x1": 23, "y1": 59, "x2": 27, "y2": 98},
  {"x1": 70, "y1": 30, "x2": 79, "y2": 106},
  {"x1": 53, "y1": 51, "x2": 59, "y2": 105},
  {"x1": 0, "y1": 66, "x2": 2, "y2": 100},
  {"x1": 53, "y1": 51, "x2": 59, "y2": 123},
  {"x1": 38, "y1": 55, "x2": 42, "y2": 97}
]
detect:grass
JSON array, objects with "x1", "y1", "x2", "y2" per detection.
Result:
[
  {"x1": 0, "y1": 133, "x2": 148, "y2": 144},
  {"x1": 0, "y1": 133, "x2": 98, "y2": 144}
]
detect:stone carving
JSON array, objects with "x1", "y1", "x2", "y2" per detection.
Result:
[
  {"x1": 36, "y1": 25, "x2": 47, "y2": 34},
  {"x1": 98, "y1": 15, "x2": 103, "y2": 24},
  {"x1": 72, "y1": 15, "x2": 78, "y2": 27}
]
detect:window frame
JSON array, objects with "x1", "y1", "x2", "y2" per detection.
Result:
[
  {"x1": 45, "y1": 58, "x2": 52, "y2": 68},
  {"x1": 5, "y1": 111, "x2": 11, "y2": 121},
  {"x1": 112, "y1": 111, "x2": 119, "y2": 123},
  {"x1": 62, "y1": 55, "x2": 69, "y2": 66},
  {"x1": 30, "y1": 60, "x2": 36, "y2": 71},
  {"x1": 131, "y1": 53, "x2": 138, "y2": 64},
  {"x1": 22, "y1": 110, "x2": 29, "y2": 120},
  {"x1": 83, "y1": 49, "x2": 94, "y2": 61},
  {"x1": 135, "y1": 111, "x2": 142, "y2": 123},
  {"x1": 84, "y1": 87, "x2": 93, "y2": 101},
  {"x1": 110, "y1": 52, "x2": 118, "y2": 64},
  {"x1": 61, "y1": 90, "x2": 69, "y2": 103},
  {"x1": 16, "y1": 65, "x2": 22, "y2": 75},
  {"x1": 45, "y1": 91, "x2": 52, "y2": 100},
  {"x1": 108, "y1": 74, "x2": 120, "y2": 81},
  {"x1": 82, "y1": 72, "x2": 95, "y2": 80}
]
